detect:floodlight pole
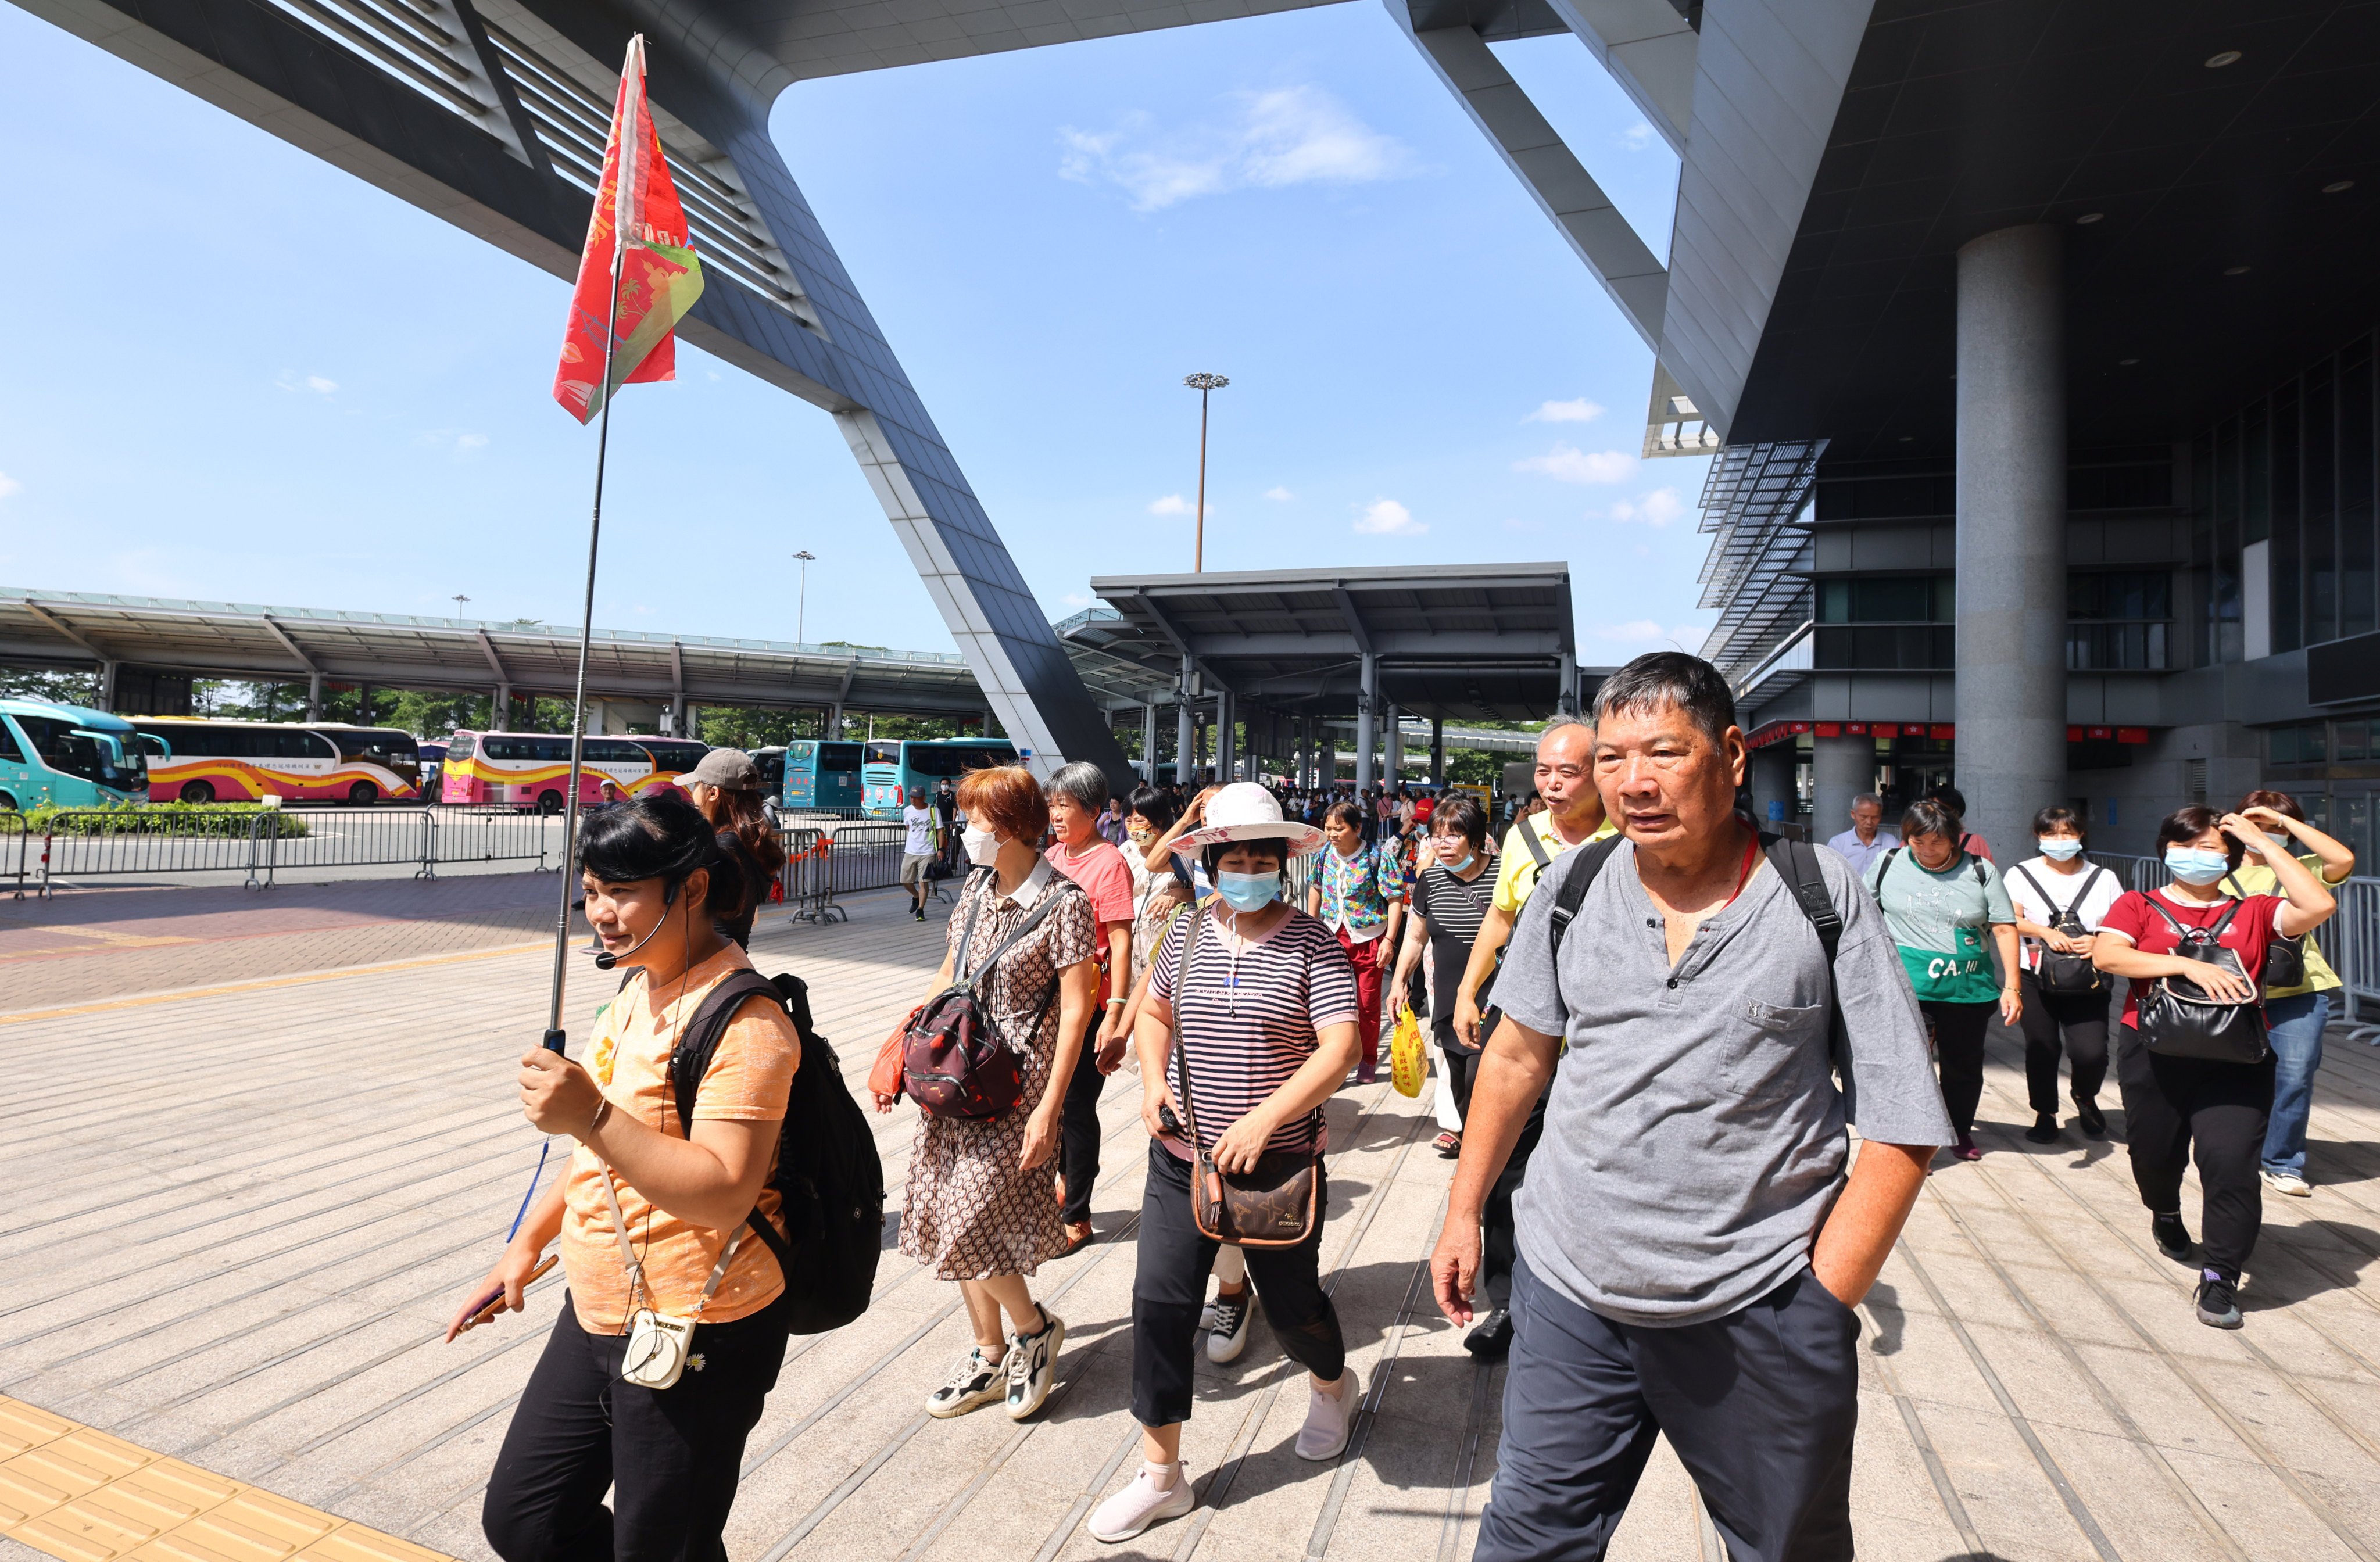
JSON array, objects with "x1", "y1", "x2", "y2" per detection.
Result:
[
  {"x1": 794, "y1": 550, "x2": 816, "y2": 643},
  {"x1": 1183, "y1": 372, "x2": 1228, "y2": 571}
]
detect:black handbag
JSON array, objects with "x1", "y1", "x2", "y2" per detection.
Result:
[
  {"x1": 2225, "y1": 872, "x2": 2307, "y2": 988},
  {"x1": 2013, "y1": 865, "x2": 2109, "y2": 997},
  {"x1": 2134, "y1": 899, "x2": 2268, "y2": 1064}
]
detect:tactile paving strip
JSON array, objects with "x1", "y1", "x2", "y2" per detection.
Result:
[{"x1": 0, "y1": 1398, "x2": 448, "y2": 1562}]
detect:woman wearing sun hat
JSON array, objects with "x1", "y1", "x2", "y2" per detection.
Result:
[{"x1": 1089, "y1": 783, "x2": 1363, "y2": 1545}]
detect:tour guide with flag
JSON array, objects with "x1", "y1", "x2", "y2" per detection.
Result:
[{"x1": 443, "y1": 38, "x2": 804, "y2": 1562}]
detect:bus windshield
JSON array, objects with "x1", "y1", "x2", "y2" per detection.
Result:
[
  {"x1": 15, "y1": 717, "x2": 111, "y2": 785},
  {"x1": 902, "y1": 743, "x2": 1010, "y2": 777},
  {"x1": 819, "y1": 742, "x2": 864, "y2": 773}
]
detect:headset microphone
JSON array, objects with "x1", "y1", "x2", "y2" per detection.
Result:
[{"x1": 587, "y1": 881, "x2": 679, "y2": 970}]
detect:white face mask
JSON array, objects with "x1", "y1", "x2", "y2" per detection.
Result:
[{"x1": 963, "y1": 825, "x2": 1001, "y2": 868}]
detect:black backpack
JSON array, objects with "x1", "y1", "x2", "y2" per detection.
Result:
[
  {"x1": 664, "y1": 969, "x2": 886, "y2": 1335},
  {"x1": 2224, "y1": 870, "x2": 2307, "y2": 988},
  {"x1": 2134, "y1": 899, "x2": 2269, "y2": 1065},
  {"x1": 2012, "y1": 864, "x2": 2110, "y2": 997},
  {"x1": 1542, "y1": 832, "x2": 1860, "y2": 1114}
]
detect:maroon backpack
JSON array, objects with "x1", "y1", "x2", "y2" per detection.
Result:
[{"x1": 901, "y1": 869, "x2": 1083, "y2": 1118}]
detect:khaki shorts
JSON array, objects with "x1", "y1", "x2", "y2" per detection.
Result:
[{"x1": 901, "y1": 852, "x2": 933, "y2": 884}]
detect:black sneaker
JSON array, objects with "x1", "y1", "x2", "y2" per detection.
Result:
[
  {"x1": 2025, "y1": 1112, "x2": 2060, "y2": 1144},
  {"x1": 2074, "y1": 1097, "x2": 2107, "y2": 1138},
  {"x1": 2195, "y1": 1270, "x2": 2243, "y2": 1329},
  {"x1": 1464, "y1": 1308, "x2": 1513, "y2": 1361},
  {"x1": 2152, "y1": 1213, "x2": 2195, "y2": 1266}
]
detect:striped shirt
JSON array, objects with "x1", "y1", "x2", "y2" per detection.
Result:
[
  {"x1": 1412, "y1": 862, "x2": 1494, "y2": 1028},
  {"x1": 1150, "y1": 903, "x2": 1359, "y2": 1158}
]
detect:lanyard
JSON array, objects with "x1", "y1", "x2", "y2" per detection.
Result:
[{"x1": 594, "y1": 1144, "x2": 741, "y2": 1322}]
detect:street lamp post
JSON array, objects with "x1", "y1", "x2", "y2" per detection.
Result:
[
  {"x1": 451, "y1": 594, "x2": 470, "y2": 621},
  {"x1": 1183, "y1": 373, "x2": 1228, "y2": 571},
  {"x1": 793, "y1": 550, "x2": 817, "y2": 643}
]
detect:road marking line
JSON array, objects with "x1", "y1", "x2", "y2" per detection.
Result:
[
  {"x1": 0, "y1": 941, "x2": 547, "y2": 1026},
  {"x1": 0, "y1": 1393, "x2": 452, "y2": 1562}
]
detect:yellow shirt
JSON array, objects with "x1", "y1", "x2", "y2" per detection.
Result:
[
  {"x1": 2226, "y1": 853, "x2": 2345, "y2": 997},
  {"x1": 563, "y1": 944, "x2": 801, "y2": 1331},
  {"x1": 1492, "y1": 810, "x2": 1621, "y2": 915}
]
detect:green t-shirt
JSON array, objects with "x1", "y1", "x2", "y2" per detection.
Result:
[{"x1": 1864, "y1": 847, "x2": 2016, "y2": 1003}]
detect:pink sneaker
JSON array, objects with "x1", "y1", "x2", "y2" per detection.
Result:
[{"x1": 1089, "y1": 1461, "x2": 1194, "y2": 1543}]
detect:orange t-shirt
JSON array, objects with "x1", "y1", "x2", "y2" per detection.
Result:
[{"x1": 561, "y1": 944, "x2": 801, "y2": 1332}]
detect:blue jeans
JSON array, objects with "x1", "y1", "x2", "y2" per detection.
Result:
[{"x1": 2261, "y1": 990, "x2": 2332, "y2": 1178}]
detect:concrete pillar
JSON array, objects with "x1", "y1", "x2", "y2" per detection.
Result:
[
  {"x1": 1215, "y1": 689, "x2": 1236, "y2": 782},
  {"x1": 1355, "y1": 654, "x2": 1379, "y2": 792},
  {"x1": 1322, "y1": 730, "x2": 1337, "y2": 790},
  {"x1": 828, "y1": 702, "x2": 845, "y2": 740},
  {"x1": 1559, "y1": 660, "x2": 1581, "y2": 718},
  {"x1": 1813, "y1": 736, "x2": 1876, "y2": 848},
  {"x1": 494, "y1": 685, "x2": 511, "y2": 728},
  {"x1": 1385, "y1": 704, "x2": 1404, "y2": 787},
  {"x1": 668, "y1": 694, "x2": 686, "y2": 737},
  {"x1": 1176, "y1": 655, "x2": 1197, "y2": 788},
  {"x1": 1140, "y1": 702, "x2": 1157, "y2": 783},
  {"x1": 306, "y1": 672, "x2": 323, "y2": 722},
  {"x1": 95, "y1": 660, "x2": 119, "y2": 712},
  {"x1": 1956, "y1": 223, "x2": 2067, "y2": 862},
  {"x1": 1750, "y1": 744, "x2": 1799, "y2": 830},
  {"x1": 1430, "y1": 716, "x2": 1445, "y2": 786}
]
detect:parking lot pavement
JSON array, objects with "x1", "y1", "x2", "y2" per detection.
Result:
[{"x1": 1, "y1": 883, "x2": 2375, "y2": 1562}]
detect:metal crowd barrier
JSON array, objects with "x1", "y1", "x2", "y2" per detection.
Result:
[
  {"x1": 778, "y1": 827, "x2": 843, "y2": 925},
  {"x1": 0, "y1": 813, "x2": 27, "y2": 898},
  {"x1": 30, "y1": 805, "x2": 560, "y2": 892}
]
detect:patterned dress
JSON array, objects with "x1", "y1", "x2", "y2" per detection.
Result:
[{"x1": 899, "y1": 859, "x2": 1100, "y2": 1280}]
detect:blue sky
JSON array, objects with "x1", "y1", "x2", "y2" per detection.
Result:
[{"x1": 0, "y1": 3, "x2": 1712, "y2": 664}]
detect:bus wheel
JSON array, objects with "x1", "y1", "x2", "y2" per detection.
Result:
[
  {"x1": 538, "y1": 791, "x2": 564, "y2": 815},
  {"x1": 0, "y1": 793, "x2": 15, "y2": 814},
  {"x1": 348, "y1": 781, "x2": 379, "y2": 805},
  {"x1": 180, "y1": 781, "x2": 216, "y2": 804}
]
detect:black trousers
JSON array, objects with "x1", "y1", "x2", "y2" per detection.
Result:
[
  {"x1": 1130, "y1": 1141, "x2": 1344, "y2": 1427},
  {"x1": 1059, "y1": 1016, "x2": 1105, "y2": 1227},
  {"x1": 1920, "y1": 999, "x2": 1994, "y2": 1134},
  {"x1": 2116, "y1": 1026, "x2": 2275, "y2": 1280},
  {"x1": 1480, "y1": 1088, "x2": 1548, "y2": 1309},
  {"x1": 1476, "y1": 1256, "x2": 1858, "y2": 1562},
  {"x1": 2017, "y1": 972, "x2": 2111, "y2": 1115},
  {"x1": 1434, "y1": 1033, "x2": 1480, "y2": 1123},
  {"x1": 484, "y1": 1288, "x2": 791, "y2": 1562}
]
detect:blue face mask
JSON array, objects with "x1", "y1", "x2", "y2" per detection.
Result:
[
  {"x1": 1214, "y1": 870, "x2": 1280, "y2": 913},
  {"x1": 1443, "y1": 852, "x2": 1476, "y2": 875},
  {"x1": 2037, "y1": 837, "x2": 2084, "y2": 862},
  {"x1": 2164, "y1": 847, "x2": 2229, "y2": 886}
]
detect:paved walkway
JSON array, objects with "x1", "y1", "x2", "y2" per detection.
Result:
[{"x1": 0, "y1": 886, "x2": 2375, "y2": 1562}]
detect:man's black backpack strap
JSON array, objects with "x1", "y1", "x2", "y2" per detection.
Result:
[
  {"x1": 1762, "y1": 833, "x2": 1856, "y2": 1115},
  {"x1": 1545, "y1": 836, "x2": 1624, "y2": 961},
  {"x1": 1522, "y1": 820, "x2": 1554, "y2": 873}
]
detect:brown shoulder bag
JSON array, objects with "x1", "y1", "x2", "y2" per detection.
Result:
[{"x1": 1168, "y1": 909, "x2": 1321, "y2": 1248}]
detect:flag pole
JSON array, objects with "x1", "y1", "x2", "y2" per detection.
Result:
[{"x1": 542, "y1": 221, "x2": 627, "y2": 1053}]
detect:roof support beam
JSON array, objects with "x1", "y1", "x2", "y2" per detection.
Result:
[
  {"x1": 258, "y1": 614, "x2": 319, "y2": 674},
  {"x1": 476, "y1": 629, "x2": 512, "y2": 685},
  {"x1": 1330, "y1": 588, "x2": 1376, "y2": 658},
  {"x1": 20, "y1": 601, "x2": 108, "y2": 664},
  {"x1": 1387, "y1": 8, "x2": 1666, "y2": 349},
  {"x1": 1545, "y1": 0, "x2": 1697, "y2": 155}
]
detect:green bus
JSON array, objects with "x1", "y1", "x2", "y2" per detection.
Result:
[{"x1": 0, "y1": 699, "x2": 148, "y2": 810}]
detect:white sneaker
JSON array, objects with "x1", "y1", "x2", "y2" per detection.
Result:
[
  {"x1": 925, "y1": 1347, "x2": 1004, "y2": 1418},
  {"x1": 1295, "y1": 1374, "x2": 1358, "y2": 1461},
  {"x1": 1205, "y1": 1294, "x2": 1252, "y2": 1363},
  {"x1": 1005, "y1": 1309, "x2": 1065, "y2": 1420},
  {"x1": 1089, "y1": 1461, "x2": 1196, "y2": 1543},
  {"x1": 2263, "y1": 1169, "x2": 2314, "y2": 1197},
  {"x1": 1197, "y1": 1300, "x2": 1221, "y2": 1332}
]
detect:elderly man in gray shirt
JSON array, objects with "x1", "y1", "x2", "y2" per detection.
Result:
[{"x1": 1431, "y1": 652, "x2": 1950, "y2": 1562}]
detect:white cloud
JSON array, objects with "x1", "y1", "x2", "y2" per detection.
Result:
[
  {"x1": 276, "y1": 372, "x2": 338, "y2": 394},
  {"x1": 1502, "y1": 516, "x2": 1543, "y2": 532},
  {"x1": 1060, "y1": 87, "x2": 1419, "y2": 212},
  {"x1": 418, "y1": 429, "x2": 491, "y2": 457},
  {"x1": 1061, "y1": 592, "x2": 1092, "y2": 607},
  {"x1": 1599, "y1": 486, "x2": 1686, "y2": 526},
  {"x1": 1148, "y1": 493, "x2": 1195, "y2": 516},
  {"x1": 1352, "y1": 497, "x2": 1425, "y2": 536},
  {"x1": 1622, "y1": 121, "x2": 1656, "y2": 152},
  {"x1": 456, "y1": 432, "x2": 489, "y2": 452},
  {"x1": 1264, "y1": 486, "x2": 1294, "y2": 502},
  {"x1": 1515, "y1": 443, "x2": 1636, "y2": 484},
  {"x1": 1524, "y1": 398, "x2": 1604, "y2": 424},
  {"x1": 0, "y1": 472, "x2": 19, "y2": 501}
]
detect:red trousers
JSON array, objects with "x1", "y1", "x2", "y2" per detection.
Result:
[{"x1": 1338, "y1": 927, "x2": 1386, "y2": 1075}]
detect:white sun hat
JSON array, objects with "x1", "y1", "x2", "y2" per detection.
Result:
[{"x1": 1171, "y1": 781, "x2": 1325, "y2": 859}]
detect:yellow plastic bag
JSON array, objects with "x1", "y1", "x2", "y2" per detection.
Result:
[{"x1": 1389, "y1": 1005, "x2": 1426, "y2": 1098}]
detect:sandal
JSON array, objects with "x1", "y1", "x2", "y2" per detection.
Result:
[
  {"x1": 1059, "y1": 1220, "x2": 1095, "y2": 1258},
  {"x1": 1433, "y1": 1131, "x2": 1462, "y2": 1158}
]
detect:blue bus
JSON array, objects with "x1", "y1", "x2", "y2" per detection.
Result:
[
  {"x1": 0, "y1": 699, "x2": 148, "y2": 811},
  {"x1": 781, "y1": 739, "x2": 867, "y2": 814},
  {"x1": 862, "y1": 738, "x2": 1016, "y2": 816}
]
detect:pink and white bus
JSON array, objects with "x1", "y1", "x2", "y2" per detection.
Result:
[
  {"x1": 132, "y1": 720, "x2": 422, "y2": 804},
  {"x1": 438, "y1": 732, "x2": 707, "y2": 811}
]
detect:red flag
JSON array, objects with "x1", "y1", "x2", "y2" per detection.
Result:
[{"x1": 552, "y1": 35, "x2": 705, "y2": 424}]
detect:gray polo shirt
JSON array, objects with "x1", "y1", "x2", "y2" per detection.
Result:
[{"x1": 1494, "y1": 837, "x2": 1950, "y2": 1328}]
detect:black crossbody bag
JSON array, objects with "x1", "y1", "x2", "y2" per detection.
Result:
[{"x1": 2134, "y1": 898, "x2": 2268, "y2": 1065}]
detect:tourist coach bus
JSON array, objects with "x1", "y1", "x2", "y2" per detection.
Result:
[
  {"x1": 439, "y1": 732, "x2": 708, "y2": 811},
  {"x1": 0, "y1": 699, "x2": 147, "y2": 811},
  {"x1": 131, "y1": 720, "x2": 418, "y2": 804},
  {"x1": 861, "y1": 737, "x2": 1016, "y2": 816},
  {"x1": 781, "y1": 739, "x2": 865, "y2": 813}
]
